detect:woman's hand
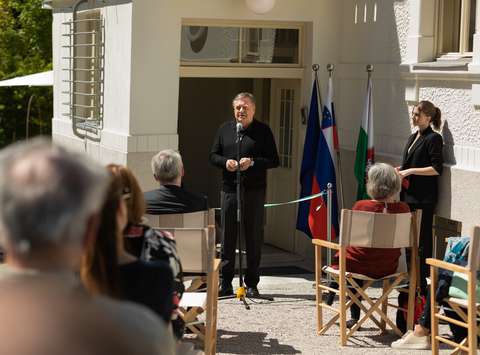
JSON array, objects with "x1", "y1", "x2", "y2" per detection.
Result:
[{"x1": 397, "y1": 168, "x2": 412, "y2": 178}]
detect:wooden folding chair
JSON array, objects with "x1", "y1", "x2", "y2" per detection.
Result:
[
  {"x1": 427, "y1": 226, "x2": 480, "y2": 355},
  {"x1": 432, "y1": 215, "x2": 462, "y2": 260},
  {"x1": 156, "y1": 227, "x2": 219, "y2": 355},
  {"x1": 313, "y1": 209, "x2": 421, "y2": 346},
  {"x1": 148, "y1": 210, "x2": 215, "y2": 291}
]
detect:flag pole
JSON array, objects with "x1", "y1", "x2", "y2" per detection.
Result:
[
  {"x1": 327, "y1": 63, "x2": 345, "y2": 210},
  {"x1": 366, "y1": 64, "x2": 373, "y2": 83},
  {"x1": 312, "y1": 64, "x2": 323, "y2": 109}
]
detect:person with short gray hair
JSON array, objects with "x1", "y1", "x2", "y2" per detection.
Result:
[
  {"x1": 210, "y1": 91, "x2": 279, "y2": 298},
  {"x1": 150, "y1": 149, "x2": 183, "y2": 185},
  {"x1": 326, "y1": 162, "x2": 410, "y2": 329},
  {"x1": 0, "y1": 138, "x2": 176, "y2": 355},
  {"x1": 0, "y1": 138, "x2": 107, "y2": 258},
  {"x1": 366, "y1": 162, "x2": 401, "y2": 200},
  {"x1": 144, "y1": 149, "x2": 207, "y2": 214}
]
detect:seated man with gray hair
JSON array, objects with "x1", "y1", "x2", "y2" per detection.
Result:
[
  {"x1": 0, "y1": 138, "x2": 175, "y2": 355},
  {"x1": 144, "y1": 149, "x2": 207, "y2": 214}
]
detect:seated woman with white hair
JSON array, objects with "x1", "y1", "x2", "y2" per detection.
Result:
[{"x1": 326, "y1": 163, "x2": 410, "y2": 328}]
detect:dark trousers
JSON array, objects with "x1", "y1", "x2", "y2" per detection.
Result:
[
  {"x1": 220, "y1": 188, "x2": 265, "y2": 288},
  {"x1": 408, "y1": 203, "x2": 434, "y2": 293},
  {"x1": 328, "y1": 281, "x2": 363, "y2": 320},
  {"x1": 418, "y1": 288, "x2": 470, "y2": 343}
]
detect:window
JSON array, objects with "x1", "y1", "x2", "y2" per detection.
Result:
[
  {"x1": 62, "y1": 9, "x2": 104, "y2": 135},
  {"x1": 180, "y1": 23, "x2": 301, "y2": 66},
  {"x1": 437, "y1": 0, "x2": 477, "y2": 56}
]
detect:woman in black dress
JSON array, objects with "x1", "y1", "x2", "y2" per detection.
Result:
[{"x1": 398, "y1": 100, "x2": 443, "y2": 293}]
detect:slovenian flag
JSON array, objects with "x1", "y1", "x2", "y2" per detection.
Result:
[
  {"x1": 354, "y1": 73, "x2": 374, "y2": 200},
  {"x1": 297, "y1": 75, "x2": 339, "y2": 240}
]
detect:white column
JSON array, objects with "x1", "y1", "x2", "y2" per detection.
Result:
[
  {"x1": 405, "y1": 0, "x2": 436, "y2": 64},
  {"x1": 468, "y1": 0, "x2": 480, "y2": 71}
]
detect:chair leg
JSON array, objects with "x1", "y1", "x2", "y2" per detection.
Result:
[
  {"x1": 347, "y1": 276, "x2": 405, "y2": 338},
  {"x1": 315, "y1": 245, "x2": 323, "y2": 334},
  {"x1": 380, "y1": 279, "x2": 389, "y2": 332},
  {"x1": 430, "y1": 265, "x2": 440, "y2": 355}
]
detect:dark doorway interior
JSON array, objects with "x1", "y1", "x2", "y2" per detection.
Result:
[{"x1": 178, "y1": 78, "x2": 255, "y2": 208}]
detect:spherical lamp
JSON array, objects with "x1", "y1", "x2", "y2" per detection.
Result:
[{"x1": 245, "y1": 0, "x2": 276, "y2": 14}]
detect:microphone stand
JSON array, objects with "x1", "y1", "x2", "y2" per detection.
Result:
[
  {"x1": 234, "y1": 125, "x2": 249, "y2": 309},
  {"x1": 235, "y1": 123, "x2": 273, "y2": 304},
  {"x1": 220, "y1": 123, "x2": 273, "y2": 308}
]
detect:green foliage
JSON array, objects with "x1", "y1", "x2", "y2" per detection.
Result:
[{"x1": 0, "y1": 0, "x2": 52, "y2": 148}]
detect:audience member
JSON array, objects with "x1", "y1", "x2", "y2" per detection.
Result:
[
  {"x1": 327, "y1": 163, "x2": 410, "y2": 329},
  {"x1": 98, "y1": 164, "x2": 185, "y2": 338},
  {"x1": 0, "y1": 281, "x2": 145, "y2": 355},
  {"x1": 0, "y1": 138, "x2": 175, "y2": 355},
  {"x1": 144, "y1": 149, "x2": 207, "y2": 214},
  {"x1": 80, "y1": 164, "x2": 175, "y2": 324}
]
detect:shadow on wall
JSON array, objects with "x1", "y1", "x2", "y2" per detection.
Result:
[
  {"x1": 436, "y1": 166, "x2": 452, "y2": 219},
  {"x1": 434, "y1": 120, "x2": 454, "y2": 218},
  {"x1": 442, "y1": 120, "x2": 456, "y2": 165}
]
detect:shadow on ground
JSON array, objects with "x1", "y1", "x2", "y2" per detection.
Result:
[{"x1": 216, "y1": 329, "x2": 301, "y2": 354}]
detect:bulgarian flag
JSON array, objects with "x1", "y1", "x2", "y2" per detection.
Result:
[{"x1": 354, "y1": 74, "x2": 374, "y2": 201}]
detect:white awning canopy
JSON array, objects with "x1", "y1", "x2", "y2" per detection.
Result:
[{"x1": 0, "y1": 71, "x2": 53, "y2": 87}]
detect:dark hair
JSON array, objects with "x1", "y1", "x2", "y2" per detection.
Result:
[
  {"x1": 80, "y1": 172, "x2": 123, "y2": 298},
  {"x1": 417, "y1": 100, "x2": 442, "y2": 130},
  {"x1": 107, "y1": 164, "x2": 145, "y2": 225}
]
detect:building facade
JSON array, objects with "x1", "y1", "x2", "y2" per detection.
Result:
[{"x1": 46, "y1": 0, "x2": 480, "y2": 261}]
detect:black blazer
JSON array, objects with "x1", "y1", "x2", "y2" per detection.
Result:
[
  {"x1": 144, "y1": 185, "x2": 208, "y2": 215},
  {"x1": 400, "y1": 126, "x2": 443, "y2": 205}
]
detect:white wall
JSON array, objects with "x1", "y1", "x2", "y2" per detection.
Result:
[
  {"x1": 52, "y1": 1, "x2": 133, "y2": 166},
  {"x1": 336, "y1": 0, "x2": 480, "y2": 234}
]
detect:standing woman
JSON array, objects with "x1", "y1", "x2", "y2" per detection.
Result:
[{"x1": 398, "y1": 100, "x2": 443, "y2": 294}]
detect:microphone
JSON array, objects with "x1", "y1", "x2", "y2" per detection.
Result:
[{"x1": 236, "y1": 122, "x2": 243, "y2": 133}]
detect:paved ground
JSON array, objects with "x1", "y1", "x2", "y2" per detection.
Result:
[{"x1": 211, "y1": 273, "x2": 453, "y2": 355}]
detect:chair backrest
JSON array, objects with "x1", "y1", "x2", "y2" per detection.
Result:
[
  {"x1": 156, "y1": 227, "x2": 214, "y2": 273},
  {"x1": 432, "y1": 215, "x2": 462, "y2": 259},
  {"x1": 467, "y1": 226, "x2": 480, "y2": 271},
  {"x1": 146, "y1": 210, "x2": 214, "y2": 228},
  {"x1": 339, "y1": 209, "x2": 420, "y2": 248}
]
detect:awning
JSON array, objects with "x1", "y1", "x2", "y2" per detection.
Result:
[{"x1": 0, "y1": 71, "x2": 53, "y2": 87}]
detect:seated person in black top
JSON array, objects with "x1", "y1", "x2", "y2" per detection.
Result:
[
  {"x1": 144, "y1": 149, "x2": 208, "y2": 215},
  {"x1": 80, "y1": 166, "x2": 174, "y2": 325}
]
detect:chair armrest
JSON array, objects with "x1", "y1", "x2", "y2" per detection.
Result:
[
  {"x1": 312, "y1": 239, "x2": 340, "y2": 250},
  {"x1": 426, "y1": 258, "x2": 468, "y2": 274},
  {"x1": 212, "y1": 258, "x2": 221, "y2": 272}
]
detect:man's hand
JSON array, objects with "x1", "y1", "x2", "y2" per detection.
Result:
[
  {"x1": 239, "y1": 157, "x2": 252, "y2": 171},
  {"x1": 226, "y1": 159, "x2": 238, "y2": 172}
]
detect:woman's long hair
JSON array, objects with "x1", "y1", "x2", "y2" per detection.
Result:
[
  {"x1": 80, "y1": 172, "x2": 123, "y2": 298},
  {"x1": 106, "y1": 164, "x2": 145, "y2": 225}
]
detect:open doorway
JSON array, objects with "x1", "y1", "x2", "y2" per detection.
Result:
[
  {"x1": 178, "y1": 78, "x2": 270, "y2": 208},
  {"x1": 178, "y1": 77, "x2": 301, "y2": 255}
]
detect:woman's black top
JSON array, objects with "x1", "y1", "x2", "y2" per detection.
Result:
[
  {"x1": 400, "y1": 126, "x2": 443, "y2": 205},
  {"x1": 118, "y1": 259, "x2": 173, "y2": 324}
]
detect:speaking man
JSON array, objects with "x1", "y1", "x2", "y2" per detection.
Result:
[{"x1": 210, "y1": 92, "x2": 279, "y2": 297}]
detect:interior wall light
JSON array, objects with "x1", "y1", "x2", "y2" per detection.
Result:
[{"x1": 245, "y1": 0, "x2": 276, "y2": 14}]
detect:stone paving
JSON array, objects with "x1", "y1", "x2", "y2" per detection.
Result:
[{"x1": 213, "y1": 274, "x2": 454, "y2": 355}]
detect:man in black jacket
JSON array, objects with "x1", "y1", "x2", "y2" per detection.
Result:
[
  {"x1": 210, "y1": 92, "x2": 279, "y2": 297},
  {"x1": 144, "y1": 149, "x2": 207, "y2": 215}
]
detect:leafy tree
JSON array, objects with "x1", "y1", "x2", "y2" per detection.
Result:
[{"x1": 0, "y1": 0, "x2": 52, "y2": 148}]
